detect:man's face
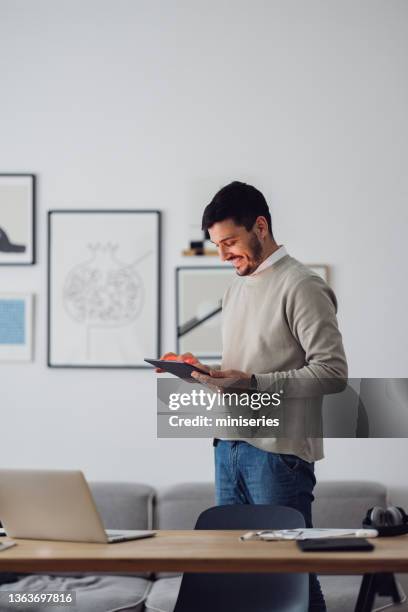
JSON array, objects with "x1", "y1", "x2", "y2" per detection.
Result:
[{"x1": 208, "y1": 219, "x2": 264, "y2": 276}]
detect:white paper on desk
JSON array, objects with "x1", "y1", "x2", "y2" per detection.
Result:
[{"x1": 257, "y1": 529, "x2": 372, "y2": 541}]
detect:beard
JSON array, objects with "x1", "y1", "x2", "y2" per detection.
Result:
[{"x1": 235, "y1": 232, "x2": 264, "y2": 276}]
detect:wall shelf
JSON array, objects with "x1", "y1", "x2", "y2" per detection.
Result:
[{"x1": 182, "y1": 249, "x2": 218, "y2": 257}]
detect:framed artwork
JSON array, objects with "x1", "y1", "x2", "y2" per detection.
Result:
[
  {"x1": 176, "y1": 266, "x2": 235, "y2": 360},
  {"x1": 308, "y1": 264, "x2": 330, "y2": 284},
  {"x1": 0, "y1": 174, "x2": 36, "y2": 265},
  {"x1": 48, "y1": 210, "x2": 161, "y2": 368},
  {"x1": 0, "y1": 293, "x2": 33, "y2": 361}
]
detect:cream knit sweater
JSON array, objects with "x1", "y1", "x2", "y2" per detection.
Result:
[{"x1": 221, "y1": 254, "x2": 348, "y2": 462}]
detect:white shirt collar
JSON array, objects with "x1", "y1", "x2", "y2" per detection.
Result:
[{"x1": 250, "y1": 245, "x2": 287, "y2": 276}]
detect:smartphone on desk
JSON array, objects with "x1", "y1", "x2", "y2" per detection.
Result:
[{"x1": 297, "y1": 538, "x2": 374, "y2": 552}]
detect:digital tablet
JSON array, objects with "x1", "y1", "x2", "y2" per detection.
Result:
[{"x1": 144, "y1": 358, "x2": 209, "y2": 381}]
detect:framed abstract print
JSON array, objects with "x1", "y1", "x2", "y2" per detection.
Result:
[{"x1": 48, "y1": 210, "x2": 161, "y2": 368}]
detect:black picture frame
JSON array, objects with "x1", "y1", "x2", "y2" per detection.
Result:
[
  {"x1": 0, "y1": 173, "x2": 36, "y2": 265},
  {"x1": 176, "y1": 265, "x2": 234, "y2": 360},
  {"x1": 48, "y1": 209, "x2": 161, "y2": 369}
]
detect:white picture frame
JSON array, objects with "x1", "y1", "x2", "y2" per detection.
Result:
[
  {"x1": 48, "y1": 210, "x2": 161, "y2": 368},
  {"x1": 0, "y1": 174, "x2": 35, "y2": 265},
  {"x1": 308, "y1": 264, "x2": 330, "y2": 284},
  {"x1": 0, "y1": 293, "x2": 33, "y2": 361},
  {"x1": 176, "y1": 266, "x2": 235, "y2": 360}
]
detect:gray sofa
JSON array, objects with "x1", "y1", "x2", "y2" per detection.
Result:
[{"x1": 1, "y1": 480, "x2": 405, "y2": 612}]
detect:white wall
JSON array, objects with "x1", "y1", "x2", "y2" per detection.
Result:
[{"x1": 0, "y1": 0, "x2": 407, "y2": 505}]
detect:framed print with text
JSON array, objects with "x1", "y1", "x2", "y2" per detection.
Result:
[
  {"x1": 48, "y1": 210, "x2": 161, "y2": 368},
  {"x1": 0, "y1": 174, "x2": 35, "y2": 265}
]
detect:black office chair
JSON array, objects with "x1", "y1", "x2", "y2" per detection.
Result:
[{"x1": 173, "y1": 504, "x2": 309, "y2": 612}]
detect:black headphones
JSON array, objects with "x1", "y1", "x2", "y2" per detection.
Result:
[{"x1": 363, "y1": 505, "x2": 408, "y2": 536}]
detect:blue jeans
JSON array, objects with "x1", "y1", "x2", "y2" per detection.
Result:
[{"x1": 214, "y1": 440, "x2": 326, "y2": 612}]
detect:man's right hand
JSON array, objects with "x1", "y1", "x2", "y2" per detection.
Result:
[{"x1": 155, "y1": 352, "x2": 211, "y2": 373}]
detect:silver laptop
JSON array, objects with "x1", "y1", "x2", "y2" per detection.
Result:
[{"x1": 0, "y1": 469, "x2": 156, "y2": 544}]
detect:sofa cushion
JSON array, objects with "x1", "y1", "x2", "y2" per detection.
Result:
[
  {"x1": 0, "y1": 574, "x2": 152, "y2": 612},
  {"x1": 318, "y1": 575, "x2": 362, "y2": 611},
  {"x1": 153, "y1": 483, "x2": 215, "y2": 579},
  {"x1": 144, "y1": 576, "x2": 182, "y2": 612},
  {"x1": 155, "y1": 480, "x2": 387, "y2": 531},
  {"x1": 154, "y1": 483, "x2": 215, "y2": 530},
  {"x1": 312, "y1": 481, "x2": 387, "y2": 528},
  {"x1": 319, "y1": 575, "x2": 406, "y2": 612},
  {"x1": 146, "y1": 575, "x2": 407, "y2": 612},
  {"x1": 90, "y1": 482, "x2": 155, "y2": 530}
]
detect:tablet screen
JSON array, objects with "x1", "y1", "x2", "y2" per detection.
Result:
[{"x1": 144, "y1": 358, "x2": 208, "y2": 380}]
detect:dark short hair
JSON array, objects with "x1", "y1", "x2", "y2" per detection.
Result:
[{"x1": 202, "y1": 181, "x2": 273, "y2": 236}]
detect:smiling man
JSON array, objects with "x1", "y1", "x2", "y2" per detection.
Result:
[
  {"x1": 158, "y1": 181, "x2": 347, "y2": 611},
  {"x1": 191, "y1": 181, "x2": 347, "y2": 612}
]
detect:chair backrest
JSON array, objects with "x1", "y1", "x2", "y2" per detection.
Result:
[
  {"x1": 174, "y1": 504, "x2": 309, "y2": 612},
  {"x1": 196, "y1": 503, "x2": 305, "y2": 530}
]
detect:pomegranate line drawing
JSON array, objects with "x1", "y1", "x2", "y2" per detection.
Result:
[{"x1": 63, "y1": 243, "x2": 151, "y2": 360}]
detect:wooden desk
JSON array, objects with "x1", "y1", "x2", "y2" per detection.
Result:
[{"x1": 1, "y1": 531, "x2": 408, "y2": 575}]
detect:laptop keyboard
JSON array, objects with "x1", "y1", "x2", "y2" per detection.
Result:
[
  {"x1": 105, "y1": 529, "x2": 156, "y2": 543},
  {"x1": 108, "y1": 535, "x2": 128, "y2": 543}
]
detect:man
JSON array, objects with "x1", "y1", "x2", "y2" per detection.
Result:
[{"x1": 159, "y1": 181, "x2": 347, "y2": 611}]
